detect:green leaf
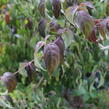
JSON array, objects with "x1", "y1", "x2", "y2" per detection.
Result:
[
  {"x1": 65, "y1": 6, "x2": 78, "y2": 25},
  {"x1": 30, "y1": 36, "x2": 38, "y2": 48},
  {"x1": 19, "y1": 63, "x2": 28, "y2": 77},
  {"x1": 62, "y1": 28, "x2": 74, "y2": 48},
  {"x1": 74, "y1": 86, "x2": 87, "y2": 96},
  {"x1": 34, "y1": 51, "x2": 45, "y2": 71},
  {"x1": 98, "y1": 73, "x2": 104, "y2": 88}
]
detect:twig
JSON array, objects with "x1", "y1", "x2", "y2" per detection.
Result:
[
  {"x1": 98, "y1": 43, "x2": 109, "y2": 50},
  {"x1": 101, "y1": 46, "x2": 109, "y2": 50},
  {"x1": 33, "y1": 76, "x2": 44, "y2": 92},
  {"x1": 36, "y1": 77, "x2": 44, "y2": 89},
  {"x1": 13, "y1": 59, "x2": 34, "y2": 75}
]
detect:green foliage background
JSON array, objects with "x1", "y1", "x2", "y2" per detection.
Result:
[{"x1": 0, "y1": 0, "x2": 109, "y2": 109}]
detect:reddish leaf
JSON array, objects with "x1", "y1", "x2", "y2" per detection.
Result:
[
  {"x1": 1, "y1": 72, "x2": 17, "y2": 92},
  {"x1": 25, "y1": 62, "x2": 37, "y2": 84},
  {"x1": 95, "y1": 17, "x2": 109, "y2": 39},
  {"x1": 75, "y1": 10, "x2": 97, "y2": 42},
  {"x1": 5, "y1": 12, "x2": 10, "y2": 24},
  {"x1": 88, "y1": 29, "x2": 97, "y2": 43},
  {"x1": 38, "y1": 19, "x2": 47, "y2": 38},
  {"x1": 52, "y1": 0, "x2": 61, "y2": 18},
  {"x1": 35, "y1": 41, "x2": 46, "y2": 52},
  {"x1": 54, "y1": 36, "x2": 65, "y2": 63},
  {"x1": 44, "y1": 43, "x2": 60, "y2": 75},
  {"x1": 94, "y1": 19, "x2": 102, "y2": 25}
]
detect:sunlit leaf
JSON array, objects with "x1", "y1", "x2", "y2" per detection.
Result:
[
  {"x1": 34, "y1": 51, "x2": 45, "y2": 71},
  {"x1": 19, "y1": 62, "x2": 28, "y2": 77},
  {"x1": 65, "y1": 6, "x2": 78, "y2": 25},
  {"x1": 61, "y1": 28, "x2": 74, "y2": 48}
]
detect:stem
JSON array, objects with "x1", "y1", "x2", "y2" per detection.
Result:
[
  {"x1": 14, "y1": 59, "x2": 34, "y2": 75},
  {"x1": 36, "y1": 77, "x2": 44, "y2": 89}
]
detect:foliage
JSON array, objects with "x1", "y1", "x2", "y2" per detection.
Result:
[{"x1": 0, "y1": 0, "x2": 109, "y2": 109}]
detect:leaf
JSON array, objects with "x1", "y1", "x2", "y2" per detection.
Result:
[
  {"x1": 74, "y1": 10, "x2": 97, "y2": 42},
  {"x1": 65, "y1": 4, "x2": 96, "y2": 42},
  {"x1": 95, "y1": 17, "x2": 109, "y2": 39},
  {"x1": 19, "y1": 62, "x2": 28, "y2": 77},
  {"x1": 106, "y1": 3, "x2": 109, "y2": 16},
  {"x1": 44, "y1": 43, "x2": 60, "y2": 75},
  {"x1": 75, "y1": 11, "x2": 94, "y2": 30},
  {"x1": 38, "y1": 0, "x2": 45, "y2": 16},
  {"x1": 35, "y1": 41, "x2": 46, "y2": 53},
  {"x1": 34, "y1": 51, "x2": 45, "y2": 71},
  {"x1": 1, "y1": 72, "x2": 17, "y2": 93},
  {"x1": 25, "y1": 62, "x2": 37, "y2": 82},
  {"x1": 38, "y1": 19, "x2": 48, "y2": 38},
  {"x1": 54, "y1": 36, "x2": 65, "y2": 63},
  {"x1": 80, "y1": 1, "x2": 95, "y2": 9},
  {"x1": 60, "y1": 28, "x2": 74, "y2": 48},
  {"x1": 0, "y1": 43, "x2": 4, "y2": 55},
  {"x1": 88, "y1": 29, "x2": 97, "y2": 43},
  {"x1": 5, "y1": 12, "x2": 10, "y2": 24},
  {"x1": 52, "y1": 0, "x2": 61, "y2": 18},
  {"x1": 49, "y1": 20, "x2": 61, "y2": 33},
  {"x1": 74, "y1": 87, "x2": 87, "y2": 96},
  {"x1": 98, "y1": 73, "x2": 104, "y2": 88},
  {"x1": 30, "y1": 36, "x2": 37, "y2": 48},
  {"x1": 65, "y1": 6, "x2": 78, "y2": 25}
]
